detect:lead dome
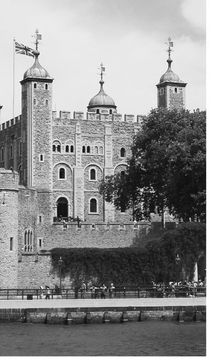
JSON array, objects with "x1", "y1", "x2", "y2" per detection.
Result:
[
  {"x1": 159, "y1": 58, "x2": 183, "y2": 84},
  {"x1": 23, "y1": 52, "x2": 50, "y2": 80}
]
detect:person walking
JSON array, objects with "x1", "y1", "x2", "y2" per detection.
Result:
[
  {"x1": 45, "y1": 286, "x2": 51, "y2": 299},
  {"x1": 39, "y1": 285, "x2": 44, "y2": 299},
  {"x1": 109, "y1": 283, "x2": 115, "y2": 298}
]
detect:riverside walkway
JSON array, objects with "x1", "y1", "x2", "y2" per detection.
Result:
[{"x1": 0, "y1": 297, "x2": 206, "y2": 309}]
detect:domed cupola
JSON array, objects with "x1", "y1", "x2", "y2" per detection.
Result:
[
  {"x1": 159, "y1": 56, "x2": 183, "y2": 84},
  {"x1": 156, "y1": 38, "x2": 187, "y2": 110},
  {"x1": 87, "y1": 64, "x2": 117, "y2": 114},
  {"x1": 23, "y1": 51, "x2": 51, "y2": 80}
]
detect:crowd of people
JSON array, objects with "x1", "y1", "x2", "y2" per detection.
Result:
[
  {"x1": 80, "y1": 282, "x2": 115, "y2": 299},
  {"x1": 151, "y1": 279, "x2": 206, "y2": 298},
  {"x1": 38, "y1": 279, "x2": 205, "y2": 300}
]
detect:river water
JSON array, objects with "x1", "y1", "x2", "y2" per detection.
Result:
[{"x1": 0, "y1": 321, "x2": 206, "y2": 356}]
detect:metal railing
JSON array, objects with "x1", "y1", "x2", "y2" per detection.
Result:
[{"x1": 0, "y1": 286, "x2": 206, "y2": 300}]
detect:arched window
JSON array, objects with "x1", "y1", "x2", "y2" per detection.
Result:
[
  {"x1": 90, "y1": 168, "x2": 96, "y2": 180},
  {"x1": 59, "y1": 167, "x2": 65, "y2": 179},
  {"x1": 53, "y1": 141, "x2": 61, "y2": 153},
  {"x1": 95, "y1": 146, "x2": 98, "y2": 154},
  {"x1": 121, "y1": 171, "x2": 125, "y2": 178},
  {"x1": 65, "y1": 145, "x2": 69, "y2": 153},
  {"x1": 70, "y1": 145, "x2": 74, "y2": 153},
  {"x1": 90, "y1": 198, "x2": 97, "y2": 213},
  {"x1": 109, "y1": 109, "x2": 113, "y2": 114},
  {"x1": 34, "y1": 83, "x2": 37, "y2": 89},
  {"x1": 120, "y1": 148, "x2": 126, "y2": 157},
  {"x1": 82, "y1": 145, "x2": 86, "y2": 153},
  {"x1": 45, "y1": 84, "x2": 48, "y2": 90},
  {"x1": 99, "y1": 146, "x2": 103, "y2": 155},
  {"x1": 45, "y1": 99, "x2": 48, "y2": 106},
  {"x1": 57, "y1": 197, "x2": 68, "y2": 218},
  {"x1": 87, "y1": 146, "x2": 90, "y2": 153},
  {"x1": 24, "y1": 230, "x2": 33, "y2": 252}
]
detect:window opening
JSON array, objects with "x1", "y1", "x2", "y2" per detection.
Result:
[
  {"x1": 57, "y1": 197, "x2": 68, "y2": 218},
  {"x1": 90, "y1": 168, "x2": 96, "y2": 180},
  {"x1": 120, "y1": 148, "x2": 126, "y2": 157},
  {"x1": 59, "y1": 168, "x2": 65, "y2": 179},
  {"x1": 10, "y1": 237, "x2": 13, "y2": 251},
  {"x1": 90, "y1": 198, "x2": 97, "y2": 213}
]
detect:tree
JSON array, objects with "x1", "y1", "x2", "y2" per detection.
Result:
[{"x1": 99, "y1": 108, "x2": 206, "y2": 224}]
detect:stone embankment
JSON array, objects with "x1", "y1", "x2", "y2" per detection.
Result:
[{"x1": 0, "y1": 298, "x2": 206, "y2": 324}]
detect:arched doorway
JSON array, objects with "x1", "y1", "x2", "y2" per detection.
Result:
[{"x1": 57, "y1": 197, "x2": 68, "y2": 218}]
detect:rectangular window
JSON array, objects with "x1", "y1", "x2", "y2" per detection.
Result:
[
  {"x1": 39, "y1": 154, "x2": 44, "y2": 162},
  {"x1": 38, "y1": 238, "x2": 43, "y2": 248},
  {"x1": 39, "y1": 215, "x2": 42, "y2": 223},
  {"x1": 10, "y1": 237, "x2": 13, "y2": 251}
]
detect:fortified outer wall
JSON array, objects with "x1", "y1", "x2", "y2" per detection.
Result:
[
  {"x1": 17, "y1": 222, "x2": 150, "y2": 288},
  {"x1": 0, "y1": 169, "x2": 19, "y2": 287}
]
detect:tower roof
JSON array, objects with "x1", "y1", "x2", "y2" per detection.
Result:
[
  {"x1": 23, "y1": 52, "x2": 51, "y2": 80},
  {"x1": 159, "y1": 38, "x2": 185, "y2": 85},
  {"x1": 88, "y1": 84, "x2": 116, "y2": 109},
  {"x1": 87, "y1": 64, "x2": 116, "y2": 110}
]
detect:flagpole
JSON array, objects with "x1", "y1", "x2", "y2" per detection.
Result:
[{"x1": 13, "y1": 37, "x2": 15, "y2": 122}]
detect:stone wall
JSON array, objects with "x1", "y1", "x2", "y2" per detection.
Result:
[{"x1": 0, "y1": 169, "x2": 19, "y2": 288}]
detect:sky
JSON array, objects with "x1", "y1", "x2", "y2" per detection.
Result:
[{"x1": 0, "y1": 0, "x2": 206, "y2": 123}]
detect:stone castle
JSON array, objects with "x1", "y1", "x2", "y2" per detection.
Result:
[{"x1": 0, "y1": 39, "x2": 186, "y2": 288}]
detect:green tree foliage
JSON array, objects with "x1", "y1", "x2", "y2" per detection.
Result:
[
  {"x1": 50, "y1": 223, "x2": 206, "y2": 285},
  {"x1": 100, "y1": 108, "x2": 206, "y2": 223}
]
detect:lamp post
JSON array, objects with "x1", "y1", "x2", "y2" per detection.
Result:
[
  {"x1": 58, "y1": 257, "x2": 64, "y2": 293},
  {"x1": 175, "y1": 254, "x2": 181, "y2": 285}
]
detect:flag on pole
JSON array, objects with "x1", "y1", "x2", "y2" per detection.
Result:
[
  {"x1": 15, "y1": 41, "x2": 35, "y2": 57},
  {"x1": 36, "y1": 33, "x2": 42, "y2": 40},
  {"x1": 169, "y1": 41, "x2": 173, "y2": 47},
  {"x1": 101, "y1": 66, "x2": 105, "y2": 72}
]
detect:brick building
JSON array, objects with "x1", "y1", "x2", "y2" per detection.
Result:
[{"x1": 0, "y1": 41, "x2": 186, "y2": 288}]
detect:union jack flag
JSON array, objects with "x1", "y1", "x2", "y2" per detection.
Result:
[{"x1": 15, "y1": 41, "x2": 35, "y2": 57}]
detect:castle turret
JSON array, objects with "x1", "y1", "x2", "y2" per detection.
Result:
[
  {"x1": 157, "y1": 38, "x2": 187, "y2": 110},
  {"x1": 87, "y1": 64, "x2": 117, "y2": 115},
  {"x1": 20, "y1": 33, "x2": 53, "y2": 190}
]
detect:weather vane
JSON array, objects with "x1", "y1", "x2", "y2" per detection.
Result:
[
  {"x1": 32, "y1": 29, "x2": 42, "y2": 52},
  {"x1": 165, "y1": 37, "x2": 174, "y2": 60},
  {"x1": 99, "y1": 62, "x2": 105, "y2": 82}
]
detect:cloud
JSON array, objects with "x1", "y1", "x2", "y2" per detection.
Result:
[{"x1": 181, "y1": 0, "x2": 206, "y2": 31}]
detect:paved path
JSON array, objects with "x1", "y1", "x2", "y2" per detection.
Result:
[{"x1": 0, "y1": 297, "x2": 206, "y2": 309}]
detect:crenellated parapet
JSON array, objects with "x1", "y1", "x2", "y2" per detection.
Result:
[
  {"x1": 52, "y1": 110, "x2": 145, "y2": 124},
  {"x1": 0, "y1": 115, "x2": 22, "y2": 131}
]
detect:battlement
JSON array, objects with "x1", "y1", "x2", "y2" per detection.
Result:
[
  {"x1": 0, "y1": 111, "x2": 145, "y2": 132},
  {"x1": 0, "y1": 115, "x2": 21, "y2": 131},
  {"x1": 53, "y1": 111, "x2": 145, "y2": 124}
]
